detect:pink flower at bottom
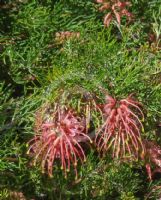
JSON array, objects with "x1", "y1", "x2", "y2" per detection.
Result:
[{"x1": 27, "y1": 106, "x2": 92, "y2": 179}]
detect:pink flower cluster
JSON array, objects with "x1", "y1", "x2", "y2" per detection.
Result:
[
  {"x1": 96, "y1": 0, "x2": 133, "y2": 27},
  {"x1": 27, "y1": 94, "x2": 161, "y2": 181},
  {"x1": 95, "y1": 95, "x2": 145, "y2": 159},
  {"x1": 27, "y1": 106, "x2": 92, "y2": 179}
]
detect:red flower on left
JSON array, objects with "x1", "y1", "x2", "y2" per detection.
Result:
[{"x1": 27, "y1": 105, "x2": 92, "y2": 179}]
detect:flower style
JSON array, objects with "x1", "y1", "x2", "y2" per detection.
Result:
[
  {"x1": 27, "y1": 105, "x2": 92, "y2": 179},
  {"x1": 96, "y1": 0, "x2": 133, "y2": 27},
  {"x1": 95, "y1": 95, "x2": 145, "y2": 160}
]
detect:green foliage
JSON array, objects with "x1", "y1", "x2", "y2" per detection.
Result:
[
  {"x1": 0, "y1": 0, "x2": 160, "y2": 199},
  {"x1": 75, "y1": 157, "x2": 143, "y2": 199}
]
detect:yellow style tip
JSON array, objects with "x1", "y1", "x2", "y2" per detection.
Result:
[{"x1": 49, "y1": 174, "x2": 53, "y2": 178}]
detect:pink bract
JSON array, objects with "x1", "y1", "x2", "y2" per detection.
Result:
[
  {"x1": 95, "y1": 95, "x2": 145, "y2": 160},
  {"x1": 27, "y1": 105, "x2": 92, "y2": 179}
]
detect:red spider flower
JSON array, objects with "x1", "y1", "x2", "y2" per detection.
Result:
[
  {"x1": 95, "y1": 95, "x2": 145, "y2": 160},
  {"x1": 27, "y1": 105, "x2": 92, "y2": 179},
  {"x1": 96, "y1": 0, "x2": 133, "y2": 27},
  {"x1": 144, "y1": 140, "x2": 161, "y2": 181}
]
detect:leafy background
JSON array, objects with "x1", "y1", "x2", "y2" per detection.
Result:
[{"x1": 0, "y1": 0, "x2": 160, "y2": 199}]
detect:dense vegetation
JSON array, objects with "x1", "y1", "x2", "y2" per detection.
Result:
[{"x1": 0, "y1": 0, "x2": 160, "y2": 199}]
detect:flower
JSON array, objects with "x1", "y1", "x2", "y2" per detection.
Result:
[
  {"x1": 96, "y1": 0, "x2": 133, "y2": 27},
  {"x1": 144, "y1": 140, "x2": 161, "y2": 180},
  {"x1": 27, "y1": 105, "x2": 92, "y2": 179},
  {"x1": 95, "y1": 95, "x2": 145, "y2": 160}
]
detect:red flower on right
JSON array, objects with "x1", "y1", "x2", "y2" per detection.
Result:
[{"x1": 95, "y1": 95, "x2": 145, "y2": 159}]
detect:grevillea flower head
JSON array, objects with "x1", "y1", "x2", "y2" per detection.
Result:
[
  {"x1": 95, "y1": 94, "x2": 145, "y2": 160},
  {"x1": 96, "y1": 0, "x2": 133, "y2": 27},
  {"x1": 27, "y1": 104, "x2": 92, "y2": 179},
  {"x1": 144, "y1": 140, "x2": 161, "y2": 181}
]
